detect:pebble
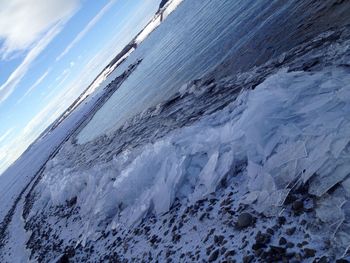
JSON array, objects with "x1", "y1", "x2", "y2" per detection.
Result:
[
  {"x1": 236, "y1": 213, "x2": 254, "y2": 228},
  {"x1": 208, "y1": 249, "x2": 220, "y2": 262},
  {"x1": 286, "y1": 227, "x2": 296, "y2": 236},
  {"x1": 303, "y1": 248, "x2": 316, "y2": 258},
  {"x1": 279, "y1": 237, "x2": 287, "y2": 245},
  {"x1": 292, "y1": 200, "x2": 304, "y2": 212},
  {"x1": 243, "y1": 255, "x2": 254, "y2": 263}
]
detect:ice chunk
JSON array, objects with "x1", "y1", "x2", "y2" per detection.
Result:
[
  {"x1": 316, "y1": 195, "x2": 345, "y2": 225},
  {"x1": 265, "y1": 141, "x2": 307, "y2": 171},
  {"x1": 296, "y1": 93, "x2": 334, "y2": 114},
  {"x1": 309, "y1": 161, "x2": 350, "y2": 196},
  {"x1": 247, "y1": 162, "x2": 276, "y2": 192},
  {"x1": 331, "y1": 136, "x2": 350, "y2": 159}
]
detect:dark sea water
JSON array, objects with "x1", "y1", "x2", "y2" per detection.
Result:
[{"x1": 77, "y1": 0, "x2": 350, "y2": 143}]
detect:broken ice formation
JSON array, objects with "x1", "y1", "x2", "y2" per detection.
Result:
[{"x1": 32, "y1": 67, "x2": 350, "y2": 251}]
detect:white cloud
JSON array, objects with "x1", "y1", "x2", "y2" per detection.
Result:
[
  {"x1": 0, "y1": 0, "x2": 80, "y2": 104},
  {"x1": 0, "y1": 0, "x2": 80, "y2": 57},
  {"x1": 56, "y1": 0, "x2": 117, "y2": 61}
]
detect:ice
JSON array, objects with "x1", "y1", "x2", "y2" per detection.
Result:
[
  {"x1": 309, "y1": 160, "x2": 350, "y2": 197},
  {"x1": 265, "y1": 141, "x2": 307, "y2": 171},
  {"x1": 316, "y1": 194, "x2": 345, "y2": 225},
  {"x1": 32, "y1": 67, "x2": 350, "y2": 245}
]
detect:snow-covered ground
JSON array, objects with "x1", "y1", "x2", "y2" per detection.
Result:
[{"x1": 0, "y1": 90, "x2": 103, "y2": 261}]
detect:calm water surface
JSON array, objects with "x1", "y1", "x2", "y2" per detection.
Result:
[{"x1": 76, "y1": 0, "x2": 298, "y2": 143}]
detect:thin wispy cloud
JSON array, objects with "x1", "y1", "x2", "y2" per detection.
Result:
[
  {"x1": 0, "y1": 87, "x2": 73, "y2": 173},
  {"x1": 0, "y1": 22, "x2": 65, "y2": 104},
  {"x1": 56, "y1": 0, "x2": 118, "y2": 61},
  {"x1": 16, "y1": 68, "x2": 51, "y2": 104},
  {"x1": 0, "y1": 127, "x2": 14, "y2": 145}
]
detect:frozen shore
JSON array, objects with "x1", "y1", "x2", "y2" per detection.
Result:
[
  {"x1": 17, "y1": 25, "x2": 350, "y2": 262},
  {"x1": 0, "y1": 0, "x2": 350, "y2": 262}
]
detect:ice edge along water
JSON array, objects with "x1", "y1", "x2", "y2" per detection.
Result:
[{"x1": 32, "y1": 66, "x2": 350, "y2": 254}]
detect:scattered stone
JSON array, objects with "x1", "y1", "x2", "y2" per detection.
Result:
[
  {"x1": 241, "y1": 240, "x2": 249, "y2": 249},
  {"x1": 214, "y1": 235, "x2": 225, "y2": 246},
  {"x1": 253, "y1": 231, "x2": 270, "y2": 249},
  {"x1": 243, "y1": 255, "x2": 254, "y2": 263},
  {"x1": 316, "y1": 256, "x2": 329, "y2": 263},
  {"x1": 304, "y1": 248, "x2": 316, "y2": 258},
  {"x1": 221, "y1": 246, "x2": 227, "y2": 254},
  {"x1": 286, "y1": 227, "x2": 296, "y2": 236},
  {"x1": 279, "y1": 237, "x2": 287, "y2": 245},
  {"x1": 225, "y1": 250, "x2": 236, "y2": 257},
  {"x1": 278, "y1": 216, "x2": 286, "y2": 225},
  {"x1": 236, "y1": 213, "x2": 254, "y2": 229},
  {"x1": 286, "y1": 242, "x2": 295, "y2": 248},
  {"x1": 266, "y1": 228, "x2": 274, "y2": 235},
  {"x1": 292, "y1": 200, "x2": 304, "y2": 212},
  {"x1": 208, "y1": 249, "x2": 220, "y2": 262}
]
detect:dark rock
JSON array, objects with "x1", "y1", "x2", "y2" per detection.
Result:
[
  {"x1": 266, "y1": 228, "x2": 274, "y2": 235},
  {"x1": 336, "y1": 259, "x2": 350, "y2": 263},
  {"x1": 199, "y1": 213, "x2": 207, "y2": 221},
  {"x1": 292, "y1": 200, "x2": 304, "y2": 212},
  {"x1": 208, "y1": 249, "x2": 220, "y2": 262},
  {"x1": 57, "y1": 254, "x2": 70, "y2": 263},
  {"x1": 286, "y1": 227, "x2": 296, "y2": 236},
  {"x1": 214, "y1": 235, "x2": 225, "y2": 246},
  {"x1": 243, "y1": 255, "x2": 254, "y2": 263},
  {"x1": 316, "y1": 256, "x2": 329, "y2": 263},
  {"x1": 278, "y1": 216, "x2": 286, "y2": 225},
  {"x1": 269, "y1": 245, "x2": 286, "y2": 255},
  {"x1": 304, "y1": 248, "x2": 316, "y2": 258},
  {"x1": 210, "y1": 198, "x2": 218, "y2": 204},
  {"x1": 236, "y1": 213, "x2": 254, "y2": 228},
  {"x1": 220, "y1": 247, "x2": 227, "y2": 254},
  {"x1": 279, "y1": 237, "x2": 287, "y2": 245},
  {"x1": 206, "y1": 245, "x2": 214, "y2": 256},
  {"x1": 241, "y1": 240, "x2": 249, "y2": 249},
  {"x1": 149, "y1": 235, "x2": 159, "y2": 244},
  {"x1": 225, "y1": 250, "x2": 236, "y2": 257},
  {"x1": 254, "y1": 231, "x2": 270, "y2": 247},
  {"x1": 302, "y1": 58, "x2": 320, "y2": 71},
  {"x1": 286, "y1": 242, "x2": 295, "y2": 248},
  {"x1": 302, "y1": 241, "x2": 309, "y2": 246},
  {"x1": 206, "y1": 206, "x2": 214, "y2": 212},
  {"x1": 66, "y1": 196, "x2": 77, "y2": 207}
]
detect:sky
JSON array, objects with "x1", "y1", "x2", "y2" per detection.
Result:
[{"x1": 0, "y1": 0, "x2": 159, "y2": 174}]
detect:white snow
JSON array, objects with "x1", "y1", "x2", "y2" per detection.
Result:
[
  {"x1": 135, "y1": 0, "x2": 184, "y2": 45},
  {"x1": 32, "y1": 66, "x2": 350, "y2": 249},
  {"x1": 0, "y1": 92, "x2": 102, "y2": 262}
]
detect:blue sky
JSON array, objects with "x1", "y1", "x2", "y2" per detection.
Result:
[{"x1": 0, "y1": 0, "x2": 159, "y2": 174}]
